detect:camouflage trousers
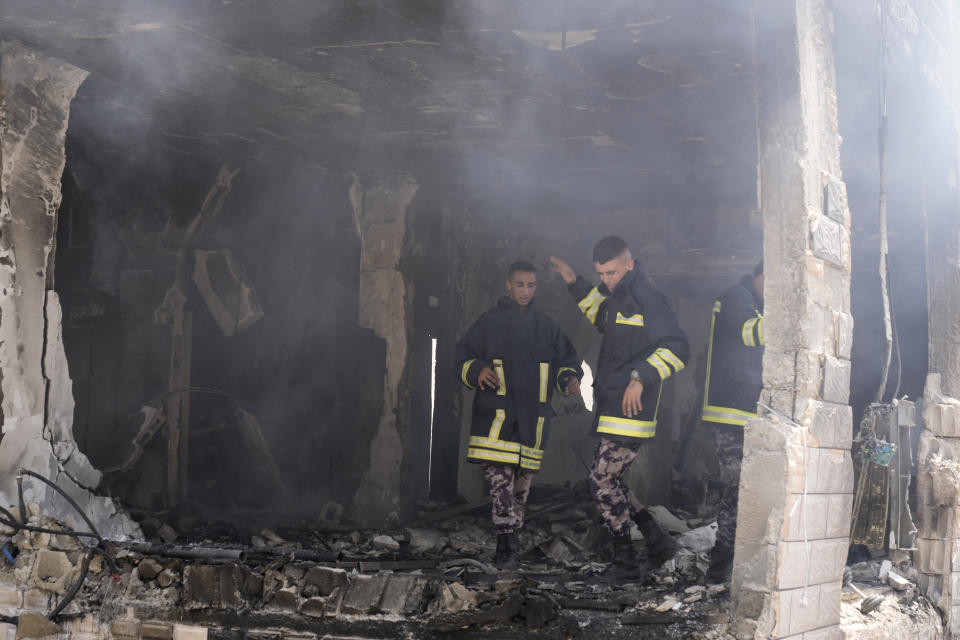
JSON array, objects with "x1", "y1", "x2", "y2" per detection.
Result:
[
  {"x1": 712, "y1": 424, "x2": 745, "y2": 548},
  {"x1": 483, "y1": 464, "x2": 533, "y2": 534},
  {"x1": 589, "y1": 438, "x2": 645, "y2": 537}
]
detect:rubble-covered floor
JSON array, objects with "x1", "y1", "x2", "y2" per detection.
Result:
[{"x1": 0, "y1": 484, "x2": 945, "y2": 639}]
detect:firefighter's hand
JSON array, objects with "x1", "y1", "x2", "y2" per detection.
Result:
[
  {"x1": 477, "y1": 366, "x2": 499, "y2": 390},
  {"x1": 549, "y1": 257, "x2": 577, "y2": 285},
  {"x1": 622, "y1": 380, "x2": 644, "y2": 417},
  {"x1": 563, "y1": 377, "x2": 581, "y2": 397}
]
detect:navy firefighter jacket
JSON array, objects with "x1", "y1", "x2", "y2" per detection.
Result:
[
  {"x1": 702, "y1": 274, "x2": 764, "y2": 427},
  {"x1": 454, "y1": 297, "x2": 582, "y2": 473},
  {"x1": 569, "y1": 268, "x2": 689, "y2": 443}
]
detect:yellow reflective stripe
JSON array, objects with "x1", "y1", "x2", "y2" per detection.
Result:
[
  {"x1": 577, "y1": 287, "x2": 604, "y2": 313},
  {"x1": 460, "y1": 359, "x2": 477, "y2": 388},
  {"x1": 757, "y1": 316, "x2": 765, "y2": 346},
  {"x1": 615, "y1": 312, "x2": 645, "y2": 326},
  {"x1": 534, "y1": 416, "x2": 545, "y2": 450},
  {"x1": 703, "y1": 302, "x2": 720, "y2": 414},
  {"x1": 702, "y1": 404, "x2": 756, "y2": 427},
  {"x1": 522, "y1": 446, "x2": 543, "y2": 460},
  {"x1": 655, "y1": 348, "x2": 685, "y2": 374},
  {"x1": 520, "y1": 458, "x2": 542, "y2": 470},
  {"x1": 468, "y1": 448, "x2": 520, "y2": 464},
  {"x1": 646, "y1": 353, "x2": 671, "y2": 380},
  {"x1": 469, "y1": 436, "x2": 520, "y2": 452},
  {"x1": 597, "y1": 415, "x2": 656, "y2": 438},
  {"x1": 538, "y1": 362, "x2": 549, "y2": 403},
  {"x1": 742, "y1": 318, "x2": 757, "y2": 347},
  {"x1": 488, "y1": 409, "x2": 506, "y2": 440},
  {"x1": 556, "y1": 366, "x2": 577, "y2": 392},
  {"x1": 493, "y1": 358, "x2": 506, "y2": 396},
  {"x1": 577, "y1": 287, "x2": 605, "y2": 324}
]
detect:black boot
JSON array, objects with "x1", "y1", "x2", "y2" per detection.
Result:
[
  {"x1": 494, "y1": 532, "x2": 519, "y2": 570},
  {"x1": 593, "y1": 535, "x2": 646, "y2": 582},
  {"x1": 611, "y1": 535, "x2": 639, "y2": 566},
  {"x1": 633, "y1": 509, "x2": 680, "y2": 567},
  {"x1": 706, "y1": 544, "x2": 734, "y2": 584}
]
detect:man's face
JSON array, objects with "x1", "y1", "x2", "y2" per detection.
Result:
[
  {"x1": 595, "y1": 253, "x2": 633, "y2": 291},
  {"x1": 506, "y1": 270, "x2": 537, "y2": 307}
]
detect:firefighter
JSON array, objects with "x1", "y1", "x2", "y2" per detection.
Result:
[
  {"x1": 550, "y1": 236, "x2": 688, "y2": 577},
  {"x1": 702, "y1": 261, "x2": 764, "y2": 583},
  {"x1": 454, "y1": 260, "x2": 583, "y2": 569}
]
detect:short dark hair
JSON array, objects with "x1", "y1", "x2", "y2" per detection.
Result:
[
  {"x1": 507, "y1": 260, "x2": 537, "y2": 277},
  {"x1": 753, "y1": 261, "x2": 763, "y2": 277},
  {"x1": 593, "y1": 236, "x2": 630, "y2": 264}
]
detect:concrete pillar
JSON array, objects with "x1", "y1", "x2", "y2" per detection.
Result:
[
  {"x1": 0, "y1": 42, "x2": 138, "y2": 536},
  {"x1": 351, "y1": 174, "x2": 419, "y2": 524},
  {"x1": 730, "y1": 2, "x2": 853, "y2": 638}
]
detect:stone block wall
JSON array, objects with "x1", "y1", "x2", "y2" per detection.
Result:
[
  {"x1": 731, "y1": 0, "x2": 854, "y2": 637},
  {"x1": 915, "y1": 374, "x2": 960, "y2": 635}
]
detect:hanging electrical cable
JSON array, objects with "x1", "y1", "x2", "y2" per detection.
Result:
[{"x1": 873, "y1": 0, "x2": 895, "y2": 404}]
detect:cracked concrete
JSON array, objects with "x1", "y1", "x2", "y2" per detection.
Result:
[{"x1": 0, "y1": 43, "x2": 139, "y2": 538}]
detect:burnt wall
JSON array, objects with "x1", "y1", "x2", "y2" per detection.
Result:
[{"x1": 55, "y1": 97, "x2": 387, "y2": 517}]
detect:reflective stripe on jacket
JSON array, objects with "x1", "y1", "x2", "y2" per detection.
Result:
[
  {"x1": 454, "y1": 297, "x2": 582, "y2": 472},
  {"x1": 569, "y1": 268, "x2": 689, "y2": 443},
  {"x1": 703, "y1": 275, "x2": 764, "y2": 427}
]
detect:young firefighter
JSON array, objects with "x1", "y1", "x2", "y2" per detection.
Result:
[
  {"x1": 702, "y1": 262, "x2": 764, "y2": 583},
  {"x1": 454, "y1": 260, "x2": 583, "y2": 569},
  {"x1": 550, "y1": 236, "x2": 688, "y2": 578}
]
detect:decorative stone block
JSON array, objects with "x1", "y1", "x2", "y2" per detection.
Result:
[
  {"x1": 824, "y1": 494, "x2": 853, "y2": 539},
  {"x1": 783, "y1": 494, "x2": 828, "y2": 541},
  {"x1": 800, "y1": 400, "x2": 852, "y2": 449},
  {"x1": 823, "y1": 174, "x2": 846, "y2": 223},
  {"x1": 821, "y1": 356, "x2": 851, "y2": 405},
  {"x1": 810, "y1": 214, "x2": 844, "y2": 267},
  {"x1": 834, "y1": 312, "x2": 853, "y2": 360},
  {"x1": 777, "y1": 539, "x2": 847, "y2": 589}
]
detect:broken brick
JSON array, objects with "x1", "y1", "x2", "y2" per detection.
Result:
[
  {"x1": 300, "y1": 597, "x2": 326, "y2": 618},
  {"x1": 157, "y1": 569, "x2": 178, "y2": 589},
  {"x1": 303, "y1": 567, "x2": 348, "y2": 598},
  {"x1": 138, "y1": 558, "x2": 163, "y2": 581},
  {"x1": 341, "y1": 574, "x2": 389, "y2": 615},
  {"x1": 274, "y1": 585, "x2": 300, "y2": 612},
  {"x1": 378, "y1": 575, "x2": 426, "y2": 615}
]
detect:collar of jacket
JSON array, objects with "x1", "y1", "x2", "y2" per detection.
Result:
[
  {"x1": 599, "y1": 265, "x2": 642, "y2": 297},
  {"x1": 498, "y1": 296, "x2": 536, "y2": 315},
  {"x1": 740, "y1": 273, "x2": 763, "y2": 310}
]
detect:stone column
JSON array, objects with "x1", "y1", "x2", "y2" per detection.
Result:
[
  {"x1": 0, "y1": 43, "x2": 139, "y2": 536},
  {"x1": 914, "y1": 108, "x2": 960, "y2": 633},
  {"x1": 730, "y1": 2, "x2": 854, "y2": 638}
]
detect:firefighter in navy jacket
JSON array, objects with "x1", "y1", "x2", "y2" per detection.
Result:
[
  {"x1": 454, "y1": 260, "x2": 582, "y2": 569},
  {"x1": 551, "y1": 236, "x2": 688, "y2": 577},
  {"x1": 703, "y1": 262, "x2": 764, "y2": 583}
]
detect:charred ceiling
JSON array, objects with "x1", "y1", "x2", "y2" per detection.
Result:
[{"x1": 1, "y1": 0, "x2": 757, "y2": 210}]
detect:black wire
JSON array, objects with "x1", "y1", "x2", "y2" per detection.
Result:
[
  {"x1": 19, "y1": 471, "x2": 118, "y2": 576},
  {"x1": 48, "y1": 547, "x2": 95, "y2": 620},
  {"x1": 16, "y1": 476, "x2": 26, "y2": 526}
]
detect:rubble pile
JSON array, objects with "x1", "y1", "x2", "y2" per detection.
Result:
[
  {"x1": 0, "y1": 486, "x2": 740, "y2": 638},
  {"x1": 0, "y1": 486, "x2": 940, "y2": 639}
]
